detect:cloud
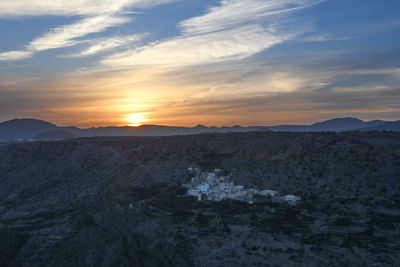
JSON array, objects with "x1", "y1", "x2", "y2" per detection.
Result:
[
  {"x1": 0, "y1": 0, "x2": 177, "y2": 17},
  {"x1": 1, "y1": 60, "x2": 400, "y2": 127},
  {"x1": 304, "y1": 34, "x2": 350, "y2": 42},
  {"x1": 65, "y1": 34, "x2": 147, "y2": 58},
  {"x1": 0, "y1": 14, "x2": 131, "y2": 61},
  {"x1": 179, "y1": 0, "x2": 324, "y2": 35},
  {"x1": 0, "y1": 50, "x2": 33, "y2": 61},
  {"x1": 0, "y1": 0, "x2": 322, "y2": 64},
  {"x1": 0, "y1": 0, "x2": 174, "y2": 61},
  {"x1": 28, "y1": 14, "x2": 132, "y2": 52},
  {"x1": 102, "y1": 0, "x2": 322, "y2": 68},
  {"x1": 102, "y1": 25, "x2": 290, "y2": 67},
  {"x1": 149, "y1": 85, "x2": 400, "y2": 126}
]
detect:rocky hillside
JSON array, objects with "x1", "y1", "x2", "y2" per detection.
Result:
[
  {"x1": 90, "y1": 131, "x2": 400, "y2": 199},
  {"x1": 0, "y1": 132, "x2": 399, "y2": 266}
]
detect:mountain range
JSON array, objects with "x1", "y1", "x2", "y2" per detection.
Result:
[{"x1": 0, "y1": 117, "x2": 399, "y2": 140}]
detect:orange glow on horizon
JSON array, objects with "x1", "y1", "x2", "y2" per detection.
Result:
[{"x1": 126, "y1": 113, "x2": 147, "y2": 126}]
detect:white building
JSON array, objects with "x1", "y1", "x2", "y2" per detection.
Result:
[
  {"x1": 184, "y1": 167, "x2": 301, "y2": 205},
  {"x1": 187, "y1": 189, "x2": 199, "y2": 196},
  {"x1": 200, "y1": 184, "x2": 209, "y2": 192},
  {"x1": 206, "y1": 172, "x2": 216, "y2": 182},
  {"x1": 259, "y1": 190, "x2": 278, "y2": 197},
  {"x1": 284, "y1": 195, "x2": 301, "y2": 203}
]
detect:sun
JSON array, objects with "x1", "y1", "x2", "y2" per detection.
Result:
[{"x1": 126, "y1": 113, "x2": 146, "y2": 127}]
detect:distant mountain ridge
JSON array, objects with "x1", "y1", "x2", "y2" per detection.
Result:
[
  {"x1": 0, "y1": 117, "x2": 398, "y2": 140},
  {"x1": 358, "y1": 120, "x2": 400, "y2": 132},
  {"x1": 0, "y1": 119, "x2": 272, "y2": 140},
  {"x1": 268, "y1": 118, "x2": 388, "y2": 132}
]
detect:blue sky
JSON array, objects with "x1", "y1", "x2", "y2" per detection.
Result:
[{"x1": 0, "y1": 0, "x2": 400, "y2": 127}]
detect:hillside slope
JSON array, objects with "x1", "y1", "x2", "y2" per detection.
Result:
[{"x1": 0, "y1": 132, "x2": 399, "y2": 266}]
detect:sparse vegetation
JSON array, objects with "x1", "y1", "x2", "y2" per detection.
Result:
[{"x1": 0, "y1": 132, "x2": 399, "y2": 266}]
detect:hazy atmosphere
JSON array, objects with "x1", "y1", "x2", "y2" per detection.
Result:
[{"x1": 1, "y1": 0, "x2": 400, "y2": 127}]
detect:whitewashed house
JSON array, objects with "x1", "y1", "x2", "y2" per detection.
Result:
[{"x1": 200, "y1": 184, "x2": 209, "y2": 192}]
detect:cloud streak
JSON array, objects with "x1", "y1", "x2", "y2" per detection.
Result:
[
  {"x1": 66, "y1": 34, "x2": 146, "y2": 58},
  {"x1": 149, "y1": 85, "x2": 400, "y2": 126},
  {"x1": 304, "y1": 34, "x2": 350, "y2": 42},
  {"x1": 0, "y1": 0, "x2": 174, "y2": 61},
  {"x1": 102, "y1": 25, "x2": 289, "y2": 67},
  {"x1": 3, "y1": 56, "x2": 399, "y2": 127},
  {"x1": 0, "y1": 0, "x2": 176, "y2": 17},
  {"x1": 179, "y1": 0, "x2": 323, "y2": 34},
  {"x1": 0, "y1": 14, "x2": 131, "y2": 61},
  {"x1": 0, "y1": 50, "x2": 34, "y2": 61},
  {"x1": 102, "y1": 0, "x2": 322, "y2": 68},
  {"x1": 29, "y1": 15, "x2": 132, "y2": 52}
]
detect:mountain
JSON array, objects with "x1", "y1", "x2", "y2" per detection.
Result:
[
  {"x1": 269, "y1": 117, "x2": 388, "y2": 132},
  {"x1": 365, "y1": 120, "x2": 388, "y2": 127},
  {"x1": 0, "y1": 119, "x2": 57, "y2": 140},
  {"x1": 0, "y1": 118, "x2": 271, "y2": 140},
  {"x1": 267, "y1": 124, "x2": 309, "y2": 132},
  {"x1": 0, "y1": 117, "x2": 397, "y2": 140},
  {"x1": 64, "y1": 124, "x2": 271, "y2": 138},
  {"x1": 359, "y1": 120, "x2": 400, "y2": 131},
  {"x1": 309, "y1": 118, "x2": 374, "y2": 131}
]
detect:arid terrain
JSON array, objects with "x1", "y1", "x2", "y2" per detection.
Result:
[{"x1": 0, "y1": 132, "x2": 399, "y2": 266}]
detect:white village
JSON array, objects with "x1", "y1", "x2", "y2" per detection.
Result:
[{"x1": 183, "y1": 168, "x2": 301, "y2": 205}]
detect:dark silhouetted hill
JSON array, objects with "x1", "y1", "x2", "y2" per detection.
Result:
[
  {"x1": 0, "y1": 117, "x2": 398, "y2": 140},
  {"x1": 0, "y1": 118, "x2": 271, "y2": 140},
  {"x1": 358, "y1": 120, "x2": 400, "y2": 131},
  {"x1": 270, "y1": 117, "x2": 388, "y2": 132},
  {"x1": 0, "y1": 119, "x2": 57, "y2": 140}
]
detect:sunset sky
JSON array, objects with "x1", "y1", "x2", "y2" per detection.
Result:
[{"x1": 1, "y1": 0, "x2": 400, "y2": 127}]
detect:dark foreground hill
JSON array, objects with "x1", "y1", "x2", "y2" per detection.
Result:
[{"x1": 0, "y1": 132, "x2": 399, "y2": 266}]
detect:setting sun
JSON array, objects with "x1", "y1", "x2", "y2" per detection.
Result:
[{"x1": 126, "y1": 113, "x2": 146, "y2": 126}]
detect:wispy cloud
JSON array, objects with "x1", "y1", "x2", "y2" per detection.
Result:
[
  {"x1": 1, "y1": 60, "x2": 399, "y2": 126},
  {"x1": 179, "y1": 0, "x2": 324, "y2": 35},
  {"x1": 0, "y1": 0, "x2": 177, "y2": 17},
  {"x1": 0, "y1": 50, "x2": 33, "y2": 61},
  {"x1": 102, "y1": 0, "x2": 323, "y2": 68},
  {"x1": 304, "y1": 34, "x2": 350, "y2": 42},
  {"x1": 102, "y1": 25, "x2": 290, "y2": 67},
  {"x1": 65, "y1": 34, "x2": 146, "y2": 58},
  {"x1": 28, "y1": 14, "x2": 132, "y2": 52},
  {"x1": 0, "y1": 0, "x2": 174, "y2": 61},
  {"x1": 0, "y1": 14, "x2": 131, "y2": 61},
  {"x1": 149, "y1": 85, "x2": 400, "y2": 126}
]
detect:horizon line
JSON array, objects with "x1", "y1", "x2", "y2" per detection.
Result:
[{"x1": 0, "y1": 117, "x2": 396, "y2": 129}]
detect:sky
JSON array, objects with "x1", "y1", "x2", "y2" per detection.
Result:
[{"x1": 0, "y1": 0, "x2": 400, "y2": 127}]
